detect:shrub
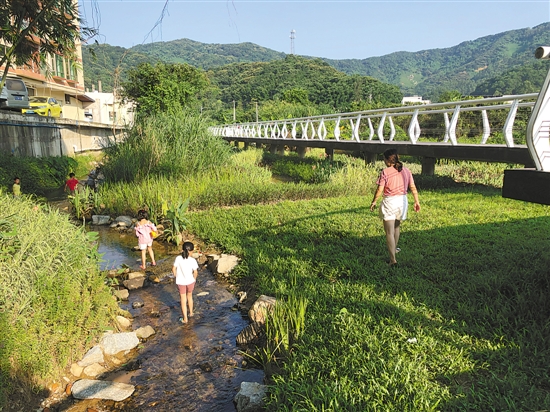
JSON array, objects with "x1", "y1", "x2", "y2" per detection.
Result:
[{"x1": 0, "y1": 195, "x2": 117, "y2": 407}]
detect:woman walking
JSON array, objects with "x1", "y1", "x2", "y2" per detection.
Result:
[{"x1": 370, "y1": 149, "x2": 420, "y2": 267}]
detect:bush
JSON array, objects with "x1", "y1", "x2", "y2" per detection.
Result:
[
  {"x1": 102, "y1": 109, "x2": 233, "y2": 182},
  {"x1": 0, "y1": 152, "x2": 77, "y2": 195},
  {"x1": 0, "y1": 196, "x2": 117, "y2": 407}
]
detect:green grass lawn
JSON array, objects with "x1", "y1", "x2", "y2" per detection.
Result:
[{"x1": 189, "y1": 188, "x2": 550, "y2": 411}]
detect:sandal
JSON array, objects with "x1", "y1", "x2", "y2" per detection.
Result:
[
  {"x1": 178, "y1": 317, "x2": 188, "y2": 324},
  {"x1": 151, "y1": 262, "x2": 157, "y2": 266}
]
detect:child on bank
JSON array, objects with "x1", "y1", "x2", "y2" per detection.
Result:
[
  {"x1": 12, "y1": 177, "x2": 21, "y2": 197},
  {"x1": 172, "y1": 241, "x2": 199, "y2": 324},
  {"x1": 134, "y1": 209, "x2": 157, "y2": 270},
  {"x1": 65, "y1": 173, "x2": 79, "y2": 195}
]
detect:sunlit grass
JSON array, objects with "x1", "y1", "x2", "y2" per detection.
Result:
[{"x1": 188, "y1": 190, "x2": 550, "y2": 410}]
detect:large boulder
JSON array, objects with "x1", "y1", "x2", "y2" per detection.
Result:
[
  {"x1": 92, "y1": 215, "x2": 111, "y2": 225},
  {"x1": 115, "y1": 216, "x2": 133, "y2": 226},
  {"x1": 77, "y1": 346, "x2": 104, "y2": 367},
  {"x1": 234, "y1": 382, "x2": 267, "y2": 412},
  {"x1": 236, "y1": 322, "x2": 264, "y2": 346},
  {"x1": 100, "y1": 332, "x2": 139, "y2": 356},
  {"x1": 248, "y1": 295, "x2": 277, "y2": 324},
  {"x1": 71, "y1": 379, "x2": 135, "y2": 401},
  {"x1": 123, "y1": 276, "x2": 145, "y2": 290},
  {"x1": 207, "y1": 254, "x2": 239, "y2": 274}
]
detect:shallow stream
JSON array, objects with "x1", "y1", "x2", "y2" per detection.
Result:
[{"x1": 46, "y1": 225, "x2": 263, "y2": 412}]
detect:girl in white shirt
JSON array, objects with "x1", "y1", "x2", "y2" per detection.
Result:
[{"x1": 172, "y1": 241, "x2": 199, "y2": 324}]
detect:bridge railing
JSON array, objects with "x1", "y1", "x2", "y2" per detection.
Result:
[{"x1": 210, "y1": 93, "x2": 539, "y2": 149}]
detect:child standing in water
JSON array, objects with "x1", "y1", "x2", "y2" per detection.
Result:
[
  {"x1": 134, "y1": 209, "x2": 157, "y2": 270},
  {"x1": 172, "y1": 241, "x2": 199, "y2": 324}
]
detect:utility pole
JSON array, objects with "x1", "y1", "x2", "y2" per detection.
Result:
[
  {"x1": 290, "y1": 30, "x2": 296, "y2": 55},
  {"x1": 255, "y1": 101, "x2": 259, "y2": 123},
  {"x1": 233, "y1": 100, "x2": 236, "y2": 122}
]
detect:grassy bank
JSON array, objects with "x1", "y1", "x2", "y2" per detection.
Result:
[
  {"x1": 188, "y1": 189, "x2": 550, "y2": 410},
  {"x1": 0, "y1": 196, "x2": 117, "y2": 408}
]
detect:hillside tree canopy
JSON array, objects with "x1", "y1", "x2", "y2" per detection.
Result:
[{"x1": 120, "y1": 62, "x2": 210, "y2": 115}]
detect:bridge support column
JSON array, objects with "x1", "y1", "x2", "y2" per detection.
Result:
[
  {"x1": 364, "y1": 152, "x2": 377, "y2": 165},
  {"x1": 244, "y1": 141, "x2": 250, "y2": 150},
  {"x1": 325, "y1": 147, "x2": 334, "y2": 160},
  {"x1": 277, "y1": 145, "x2": 285, "y2": 155},
  {"x1": 269, "y1": 144, "x2": 277, "y2": 154},
  {"x1": 422, "y1": 157, "x2": 436, "y2": 175},
  {"x1": 297, "y1": 146, "x2": 308, "y2": 158}
]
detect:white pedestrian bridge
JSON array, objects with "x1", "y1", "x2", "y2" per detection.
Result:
[{"x1": 210, "y1": 47, "x2": 550, "y2": 205}]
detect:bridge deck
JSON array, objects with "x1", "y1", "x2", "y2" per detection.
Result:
[{"x1": 225, "y1": 138, "x2": 535, "y2": 167}]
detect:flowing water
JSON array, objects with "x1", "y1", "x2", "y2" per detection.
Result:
[{"x1": 44, "y1": 225, "x2": 263, "y2": 412}]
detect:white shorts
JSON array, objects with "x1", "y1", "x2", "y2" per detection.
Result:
[
  {"x1": 139, "y1": 242, "x2": 153, "y2": 250},
  {"x1": 379, "y1": 195, "x2": 408, "y2": 221}
]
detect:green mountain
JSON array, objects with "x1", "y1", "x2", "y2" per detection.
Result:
[
  {"x1": 82, "y1": 22, "x2": 550, "y2": 99},
  {"x1": 207, "y1": 55, "x2": 402, "y2": 111},
  {"x1": 323, "y1": 22, "x2": 550, "y2": 99}
]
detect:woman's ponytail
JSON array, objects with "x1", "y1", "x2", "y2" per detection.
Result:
[{"x1": 383, "y1": 149, "x2": 403, "y2": 172}]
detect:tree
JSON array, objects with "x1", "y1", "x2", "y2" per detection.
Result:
[
  {"x1": 0, "y1": 0, "x2": 93, "y2": 90},
  {"x1": 121, "y1": 62, "x2": 209, "y2": 115}
]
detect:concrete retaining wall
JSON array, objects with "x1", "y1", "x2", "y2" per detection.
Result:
[{"x1": 0, "y1": 111, "x2": 124, "y2": 157}]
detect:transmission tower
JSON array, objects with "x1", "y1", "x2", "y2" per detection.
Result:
[{"x1": 290, "y1": 29, "x2": 296, "y2": 54}]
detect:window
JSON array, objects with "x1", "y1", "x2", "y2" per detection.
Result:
[
  {"x1": 65, "y1": 94, "x2": 71, "y2": 104},
  {"x1": 109, "y1": 111, "x2": 117, "y2": 122}
]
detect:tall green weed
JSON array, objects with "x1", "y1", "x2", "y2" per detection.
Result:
[
  {"x1": 102, "y1": 109, "x2": 232, "y2": 182},
  {"x1": 0, "y1": 196, "x2": 117, "y2": 407}
]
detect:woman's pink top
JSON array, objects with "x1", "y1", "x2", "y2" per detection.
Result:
[{"x1": 376, "y1": 166, "x2": 414, "y2": 197}]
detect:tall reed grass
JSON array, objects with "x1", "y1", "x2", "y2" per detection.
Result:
[
  {"x1": 0, "y1": 196, "x2": 117, "y2": 407},
  {"x1": 102, "y1": 108, "x2": 232, "y2": 182}
]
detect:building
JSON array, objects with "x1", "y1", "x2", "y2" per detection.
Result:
[
  {"x1": 83, "y1": 88, "x2": 134, "y2": 126},
  {"x1": 402, "y1": 95, "x2": 431, "y2": 105},
  {"x1": 0, "y1": 1, "x2": 94, "y2": 121}
]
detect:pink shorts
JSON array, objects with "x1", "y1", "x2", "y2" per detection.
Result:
[{"x1": 177, "y1": 282, "x2": 195, "y2": 294}]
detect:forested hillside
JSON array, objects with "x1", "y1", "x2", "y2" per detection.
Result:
[
  {"x1": 473, "y1": 60, "x2": 548, "y2": 96},
  {"x1": 207, "y1": 55, "x2": 401, "y2": 112},
  {"x1": 82, "y1": 22, "x2": 550, "y2": 100},
  {"x1": 324, "y1": 22, "x2": 550, "y2": 98}
]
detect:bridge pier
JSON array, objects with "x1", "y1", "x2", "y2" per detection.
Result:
[
  {"x1": 325, "y1": 147, "x2": 334, "y2": 160},
  {"x1": 244, "y1": 141, "x2": 250, "y2": 150},
  {"x1": 421, "y1": 157, "x2": 436, "y2": 176},
  {"x1": 297, "y1": 146, "x2": 308, "y2": 158},
  {"x1": 364, "y1": 152, "x2": 377, "y2": 165}
]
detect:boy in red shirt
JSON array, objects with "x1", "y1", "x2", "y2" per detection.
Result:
[{"x1": 65, "y1": 173, "x2": 79, "y2": 195}]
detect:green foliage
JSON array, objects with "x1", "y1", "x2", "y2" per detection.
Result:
[
  {"x1": 0, "y1": 151, "x2": 77, "y2": 195},
  {"x1": 473, "y1": 59, "x2": 548, "y2": 96},
  {"x1": 0, "y1": 196, "x2": 117, "y2": 406},
  {"x1": 101, "y1": 109, "x2": 232, "y2": 183},
  {"x1": 121, "y1": 62, "x2": 209, "y2": 115},
  {"x1": 162, "y1": 198, "x2": 190, "y2": 246},
  {"x1": 188, "y1": 188, "x2": 550, "y2": 410},
  {"x1": 68, "y1": 186, "x2": 105, "y2": 221},
  {"x1": 207, "y1": 55, "x2": 402, "y2": 118}
]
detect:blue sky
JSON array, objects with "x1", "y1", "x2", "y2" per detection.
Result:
[{"x1": 80, "y1": 1, "x2": 550, "y2": 60}]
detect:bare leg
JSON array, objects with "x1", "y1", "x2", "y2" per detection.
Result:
[
  {"x1": 140, "y1": 249, "x2": 147, "y2": 268},
  {"x1": 383, "y1": 219, "x2": 397, "y2": 265},
  {"x1": 147, "y1": 246, "x2": 156, "y2": 265},
  {"x1": 187, "y1": 292, "x2": 194, "y2": 317},
  {"x1": 394, "y1": 220, "x2": 401, "y2": 253},
  {"x1": 180, "y1": 293, "x2": 188, "y2": 323}
]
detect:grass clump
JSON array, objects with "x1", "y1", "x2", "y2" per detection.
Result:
[
  {"x1": 0, "y1": 195, "x2": 117, "y2": 407},
  {"x1": 102, "y1": 109, "x2": 233, "y2": 183}
]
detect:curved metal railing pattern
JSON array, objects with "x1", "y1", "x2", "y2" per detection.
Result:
[{"x1": 210, "y1": 94, "x2": 538, "y2": 150}]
